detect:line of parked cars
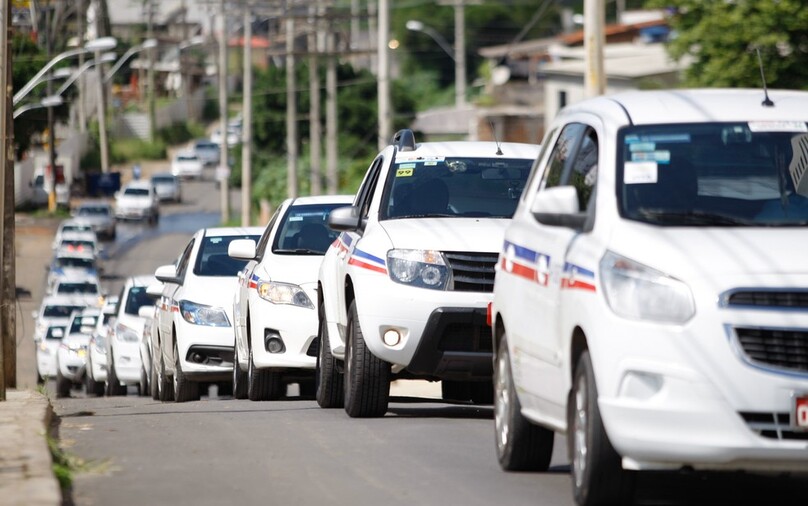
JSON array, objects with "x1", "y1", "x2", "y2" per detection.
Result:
[{"x1": 50, "y1": 89, "x2": 808, "y2": 505}]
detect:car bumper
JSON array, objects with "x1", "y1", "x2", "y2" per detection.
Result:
[
  {"x1": 176, "y1": 321, "x2": 234, "y2": 377},
  {"x1": 57, "y1": 349, "x2": 87, "y2": 382},
  {"x1": 115, "y1": 208, "x2": 151, "y2": 220},
  {"x1": 112, "y1": 342, "x2": 142, "y2": 383},
  {"x1": 36, "y1": 349, "x2": 57, "y2": 378},
  {"x1": 89, "y1": 351, "x2": 107, "y2": 382},
  {"x1": 250, "y1": 300, "x2": 318, "y2": 370}
]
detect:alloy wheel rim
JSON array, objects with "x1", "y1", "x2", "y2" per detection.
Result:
[
  {"x1": 494, "y1": 350, "x2": 511, "y2": 454},
  {"x1": 573, "y1": 374, "x2": 588, "y2": 488}
]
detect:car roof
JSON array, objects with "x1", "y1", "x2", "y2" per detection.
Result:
[
  {"x1": 393, "y1": 141, "x2": 540, "y2": 162},
  {"x1": 150, "y1": 172, "x2": 176, "y2": 179},
  {"x1": 288, "y1": 195, "x2": 354, "y2": 206},
  {"x1": 59, "y1": 231, "x2": 97, "y2": 240},
  {"x1": 40, "y1": 294, "x2": 90, "y2": 306},
  {"x1": 560, "y1": 88, "x2": 808, "y2": 126},
  {"x1": 202, "y1": 226, "x2": 265, "y2": 238},
  {"x1": 59, "y1": 219, "x2": 94, "y2": 229}
]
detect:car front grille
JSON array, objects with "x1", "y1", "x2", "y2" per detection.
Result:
[
  {"x1": 438, "y1": 322, "x2": 493, "y2": 353},
  {"x1": 734, "y1": 327, "x2": 808, "y2": 374},
  {"x1": 739, "y1": 412, "x2": 808, "y2": 441},
  {"x1": 444, "y1": 252, "x2": 499, "y2": 293},
  {"x1": 726, "y1": 290, "x2": 808, "y2": 309}
]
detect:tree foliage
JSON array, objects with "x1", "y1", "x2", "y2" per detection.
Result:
[{"x1": 645, "y1": 0, "x2": 808, "y2": 89}]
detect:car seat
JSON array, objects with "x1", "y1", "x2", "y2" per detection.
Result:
[{"x1": 295, "y1": 223, "x2": 333, "y2": 252}]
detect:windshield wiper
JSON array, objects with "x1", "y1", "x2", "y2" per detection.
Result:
[
  {"x1": 273, "y1": 248, "x2": 322, "y2": 255},
  {"x1": 637, "y1": 209, "x2": 757, "y2": 226},
  {"x1": 393, "y1": 213, "x2": 454, "y2": 219}
]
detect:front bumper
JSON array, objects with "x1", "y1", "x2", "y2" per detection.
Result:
[
  {"x1": 36, "y1": 348, "x2": 57, "y2": 378},
  {"x1": 176, "y1": 320, "x2": 234, "y2": 380},
  {"x1": 250, "y1": 300, "x2": 318, "y2": 371},
  {"x1": 57, "y1": 348, "x2": 87, "y2": 383},
  {"x1": 111, "y1": 341, "x2": 142, "y2": 383},
  {"x1": 89, "y1": 350, "x2": 107, "y2": 382},
  {"x1": 115, "y1": 207, "x2": 151, "y2": 220}
]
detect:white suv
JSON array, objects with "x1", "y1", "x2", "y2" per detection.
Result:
[
  {"x1": 491, "y1": 89, "x2": 808, "y2": 505},
  {"x1": 317, "y1": 129, "x2": 539, "y2": 417}
]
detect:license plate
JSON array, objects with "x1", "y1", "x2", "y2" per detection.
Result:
[{"x1": 793, "y1": 394, "x2": 808, "y2": 430}]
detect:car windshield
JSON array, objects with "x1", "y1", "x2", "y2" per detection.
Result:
[
  {"x1": 124, "y1": 188, "x2": 149, "y2": 197},
  {"x1": 55, "y1": 257, "x2": 94, "y2": 269},
  {"x1": 178, "y1": 156, "x2": 198, "y2": 162},
  {"x1": 69, "y1": 314, "x2": 97, "y2": 334},
  {"x1": 77, "y1": 206, "x2": 109, "y2": 216},
  {"x1": 152, "y1": 175, "x2": 175, "y2": 184},
  {"x1": 46, "y1": 326, "x2": 65, "y2": 340},
  {"x1": 273, "y1": 204, "x2": 346, "y2": 254},
  {"x1": 381, "y1": 157, "x2": 533, "y2": 220},
  {"x1": 194, "y1": 234, "x2": 261, "y2": 276},
  {"x1": 57, "y1": 282, "x2": 99, "y2": 295},
  {"x1": 43, "y1": 305, "x2": 84, "y2": 318},
  {"x1": 124, "y1": 286, "x2": 153, "y2": 315},
  {"x1": 195, "y1": 143, "x2": 217, "y2": 150},
  {"x1": 618, "y1": 122, "x2": 808, "y2": 227},
  {"x1": 62, "y1": 223, "x2": 93, "y2": 233}
]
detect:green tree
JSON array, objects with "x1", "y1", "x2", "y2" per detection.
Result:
[{"x1": 646, "y1": 0, "x2": 808, "y2": 89}]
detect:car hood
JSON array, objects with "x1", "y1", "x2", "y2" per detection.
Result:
[
  {"x1": 63, "y1": 333, "x2": 91, "y2": 346},
  {"x1": 255, "y1": 254, "x2": 323, "y2": 286},
  {"x1": 182, "y1": 275, "x2": 239, "y2": 318},
  {"x1": 609, "y1": 223, "x2": 808, "y2": 286},
  {"x1": 379, "y1": 218, "x2": 510, "y2": 252},
  {"x1": 116, "y1": 195, "x2": 151, "y2": 208}
]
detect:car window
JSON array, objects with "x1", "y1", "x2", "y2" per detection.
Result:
[
  {"x1": 194, "y1": 234, "x2": 261, "y2": 276},
  {"x1": 569, "y1": 130, "x2": 599, "y2": 212},
  {"x1": 541, "y1": 123, "x2": 587, "y2": 191},
  {"x1": 69, "y1": 314, "x2": 97, "y2": 334},
  {"x1": 55, "y1": 257, "x2": 95, "y2": 269},
  {"x1": 124, "y1": 286, "x2": 152, "y2": 315},
  {"x1": 521, "y1": 129, "x2": 556, "y2": 203},
  {"x1": 57, "y1": 281, "x2": 99, "y2": 295},
  {"x1": 77, "y1": 206, "x2": 110, "y2": 216},
  {"x1": 123, "y1": 187, "x2": 149, "y2": 196},
  {"x1": 152, "y1": 175, "x2": 175, "y2": 184},
  {"x1": 381, "y1": 157, "x2": 533, "y2": 220},
  {"x1": 255, "y1": 209, "x2": 280, "y2": 260},
  {"x1": 43, "y1": 305, "x2": 84, "y2": 318},
  {"x1": 176, "y1": 239, "x2": 196, "y2": 280},
  {"x1": 359, "y1": 158, "x2": 384, "y2": 219},
  {"x1": 272, "y1": 204, "x2": 346, "y2": 254},
  {"x1": 45, "y1": 326, "x2": 66, "y2": 340}
]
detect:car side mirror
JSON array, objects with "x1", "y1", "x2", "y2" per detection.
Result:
[
  {"x1": 228, "y1": 239, "x2": 256, "y2": 260},
  {"x1": 531, "y1": 186, "x2": 587, "y2": 229},
  {"x1": 154, "y1": 264, "x2": 181, "y2": 285},
  {"x1": 328, "y1": 206, "x2": 362, "y2": 232}
]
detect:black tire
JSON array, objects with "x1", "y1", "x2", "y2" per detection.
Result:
[
  {"x1": 569, "y1": 350, "x2": 635, "y2": 506},
  {"x1": 343, "y1": 301, "x2": 391, "y2": 418},
  {"x1": 173, "y1": 343, "x2": 200, "y2": 403},
  {"x1": 105, "y1": 357, "x2": 127, "y2": 396},
  {"x1": 232, "y1": 342, "x2": 248, "y2": 399},
  {"x1": 139, "y1": 363, "x2": 149, "y2": 397},
  {"x1": 150, "y1": 354, "x2": 160, "y2": 400},
  {"x1": 246, "y1": 345, "x2": 281, "y2": 401},
  {"x1": 494, "y1": 334, "x2": 554, "y2": 471},
  {"x1": 315, "y1": 312, "x2": 344, "y2": 408},
  {"x1": 158, "y1": 350, "x2": 174, "y2": 402},
  {"x1": 36, "y1": 368, "x2": 45, "y2": 385},
  {"x1": 56, "y1": 366, "x2": 71, "y2": 399},
  {"x1": 442, "y1": 380, "x2": 471, "y2": 402}
]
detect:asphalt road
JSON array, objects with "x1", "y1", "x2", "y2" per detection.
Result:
[{"x1": 16, "y1": 170, "x2": 808, "y2": 506}]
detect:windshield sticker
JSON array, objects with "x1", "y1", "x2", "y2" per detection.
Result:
[
  {"x1": 748, "y1": 121, "x2": 808, "y2": 133},
  {"x1": 209, "y1": 238, "x2": 222, "y2": 244},
  {"x1": 625, "y1": 134, "x2": 690, "y2": 144},
  {"x1": 631, "y1": 150, "x2": 670, "y2": 164},
  {"x1": 396, "y1": 168, "x2": 414, "y2": 177},
  {"x1": 424, "y1": 161, "x2": 438, "y2": 166},
  {"x1": 624, "y1": 161, "x2": 658, "y2": 184},
  {"x1": 629, "y1": 142, "x2": 655, "y2": 152},
  {"x1": 288, "y1": 216, "x2": 303, "y2": 221}
]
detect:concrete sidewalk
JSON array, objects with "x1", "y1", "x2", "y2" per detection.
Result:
[{"x1": 0, "y1": 390, "x2": 61, "y2": 506}]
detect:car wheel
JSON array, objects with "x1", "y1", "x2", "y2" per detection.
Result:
[
  {"x1": 246, "y1": 344, "x2": 281, "y2": 401},
  {"x1": 56, "y1": 365, "x2": 71, "y2": 399},
  {"x1": 173, "y1": 343, "x2": 200, "y2": 403},
  {"x1": 150, "y1": 355, "x2": 160, "y2": 400},
  {"x1": 315, "y1": 310, "x2": 343, "y2": 408},
  {"x1": 232, "y1": 341, "x2": 248, "y2": 399},
  {"x1": 494, "y1": 334, "x2": 554, "y2": 471},
  {"x1": 158, "y1": 350, "x2": 174, "y2": 402},
  {"x1": 139, "y1": 363, "x2": 149, "y2": 397},
  {"x1": 343, "y1": 301, "x2": 390, "y2": 418},
  {"x1": 105, "y1": 357, "x2": 127, "y2": 396},
  {"x1": 36, "y1": 369, "x2": 45, "y2": 386},
  {"x1": 569, "y1": 350, "x2": 635, "y2": 506}
]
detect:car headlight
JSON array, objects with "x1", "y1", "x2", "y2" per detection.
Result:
[
  {"x1": 600, "y1": 251, "x2": 695, "y2": 324},
  {"x1": 179, "y1": 300, "x2": 231, "y2": 327},
  {"x1": 115, "y1": 324, "x2": 140, "y2": 343},
  {"x1": 59, "y1": 343, "x2": 85, "y2": 354},
  {"x1": 257, "y1": 281, "x2": 314, "y2": 309},
  {"x1": 38, "y1": 341, "x2": 50, "y2": 354},
  {"x1": 93, "y1": 337, "x2": 107, "y2": 354},
  {"x1": 387, "y1": 249, "x2": 451, "y2": 290}
]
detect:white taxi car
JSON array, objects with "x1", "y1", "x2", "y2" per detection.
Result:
[
  {"x1": 491, "y1": 89, "x2": 808, "y2": 505},
  {"x1": 106, "y1": 275, "x2": 157, "y2": 396},
  {"x1": 50, "y1": 276, "x2": 103, "y2": 307},
  {"x1": 35, "y1": 323, "x2": 67, "y2": 384},
  {"x1": 154, "y1": 227, "x2": 263, "y2": 402},
  {"x1": 85, "y1": 296, "x2": 118, "y2": 396},
  {"x1": 229, "y1": 195, "x2": 353, "y2": 400},
  {"x1": 55, "y1": 307, "x2": 101, "y2": 398},
  {"x1": 318, "y1": 129, "x2": 539, "y2": 417}
]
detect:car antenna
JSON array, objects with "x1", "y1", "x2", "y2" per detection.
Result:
[
  {"x1": 489, "y1": 121, "x2": 503, "y2": 156},
  {"x1": 755, "y1": 47, "x2": 775, "y2": 107}
]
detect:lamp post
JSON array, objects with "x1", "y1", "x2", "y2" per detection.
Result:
[
  {"x1": 58, "y1": 52, "x2": 117, "y2": 96},
  {"x1": 406, "y1": 19, "x2": 465, "y2": 108},
  {"x1": 103, "y1": 39, "x2": 158, "y2": 83},
  {"x1": 12, "y1": 95, "x2": 64, "y2": 120}
]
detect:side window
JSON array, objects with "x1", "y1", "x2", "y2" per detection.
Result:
[
  {"x1": 358, "y1": 157, "x2": 384, "y2": 219},
  {"x1": 255, "y1": 209, "x2": 280, "y2": 260},
  {"x1": 522, "y1": 128, "x2": 557, "y2": 203},
  {"x1": 541, "y1": 123, "x2": 586, "y2": 191},
  {"x1": 353, "y1": 156, "x2": 383, "y2": 208},
  {"x1": 176, "y1": 239, "x2": 195, "y2": 279},
  {"x1": 569, "y1": 130, "x2": 599, "y2": 212}
]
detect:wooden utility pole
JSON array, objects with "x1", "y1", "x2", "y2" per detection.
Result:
[
  {"x1": 0, "y1": 0, "x2": 11, "y2": 400},
  {"x1": 285, "y1": 4, "x2": 298, "y2": 198},
  {"x1": 1, "y1": 0, "x2": 13, "y2": 391},
  {"x1": 241, "y1": 1, "x2": 252, "y2": 226},
  {"x1": 308, "y1": 1, "x2": 322, "y2": 195}
]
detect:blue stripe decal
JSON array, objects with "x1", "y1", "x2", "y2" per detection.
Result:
[
  {"x1": 353, "y1": 248, "x2": 385, "y2": 266},
  {"x1": 341, "y1": 233, "x2": 353, "y2": 247},
  {"x1": 563, "y1": 263, "x2": 595, "y2": 278},
  {"x1": 503, "y1": 240, "x2": 539, "y2": 263}
]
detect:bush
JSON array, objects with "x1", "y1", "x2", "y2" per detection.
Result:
[{"x1": 157, "y1": 122, "x2": 205, "y2": 146}]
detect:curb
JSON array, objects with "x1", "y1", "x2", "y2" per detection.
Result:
[{"x1": 0, "y1": 390, "x2": 62, "y2": 506}]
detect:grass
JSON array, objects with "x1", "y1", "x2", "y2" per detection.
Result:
[
  {"x1": 46, "y1": 435, "x2": 77, "y2": 490},
  {"x1": 31, "y1": 208, "x2": 71, "y2": 219}
]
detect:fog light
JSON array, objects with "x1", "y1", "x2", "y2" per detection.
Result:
[
  {"x1": 267, "y1": 337, "x2": 285, "y2": 354},
  {"x1": 191, "y1": 352, "x2": 204, "y2": 363},
  {"x1": 383, "y1": 329, "x2": 401, "y2": 347}
]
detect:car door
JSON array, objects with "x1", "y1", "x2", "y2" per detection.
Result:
[
  {"x1": 161, "y1": 237, "x2": 195, "y2": 374},
  {"x1": 332, "y1": 146, "x2": 394, "y2": 346},
  {"x1": 513, "y1": 119, "x2": 601, "y2": 413}
]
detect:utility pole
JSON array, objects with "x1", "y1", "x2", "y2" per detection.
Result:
[
  {"x1": 325, "y1": 5, "x2": 337, "y2": 194},
  {"x1": 453, "y1": 0, "x2": 466, "y2": 107},
  {"x1": 147, "y1": 0, "x2": 156, "y2": 141},
  {"x1": 285, "y1": 4, "x2": 298, "y2": 198},
  {"x1": 1, "y1": 0, "x2": 14, "y2": 391},
  {"x1": 46, "y1": 3, "x2": 58, "y2": 210},
  {"x1": 583, "y1": 0, "x2": 605, "y2": 97},
  {"x1": 308, "y1": 1, "x2": 321, "y2": 195},
  {"x1": 0, "y1": 0, "x2": 11, "y2": 400},
  {"x1": 77, "y1": 0, "x2": 86, "y2": 133},
  {"x1": 376, "y1": 0, "x2": 390, "y2": 149},
  {"x1": 241, "y1": 1, "x2": 252, "y2": 226},
  {"x1": 218, "y1": 0, "x2": 230, "y2": 222}
]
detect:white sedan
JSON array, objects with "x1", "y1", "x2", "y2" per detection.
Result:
[
  {"x1": 171, "y1": 152, "x2": 204, "y2": 180},
  {"x1": 154, "y1": 227, "x2": 263, "y2": 402},
  {"x1": 115, "y1": 181, "x2": 160, "y2": 223},
  {"x1": 85, "y1": 297, "x2": 118, "y2": 396},
  {"x1": 229, "y1": 195, "x2": 352, "y2": 400}
]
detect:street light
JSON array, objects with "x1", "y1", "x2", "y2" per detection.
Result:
[
  {"x1": 104, "y1": 38, "x2": 158, "y2": 83},
  {"x1": 406, "y1": 18, "x2": 466, "y2": 108},
  {"x1": 13, "y1": 36, "x2": 117, "y2": 105},
  {"x1": 12, "y1": 95, "x2": 64, "y2": 119},
  {"x1": 58, "y1": 52, "x2": 118, "y2": 96}
]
